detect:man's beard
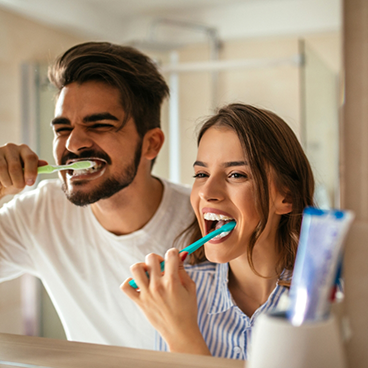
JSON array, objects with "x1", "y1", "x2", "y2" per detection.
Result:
[{"x1": 62, "y1": 140, "x2": 142, "y2": 207}]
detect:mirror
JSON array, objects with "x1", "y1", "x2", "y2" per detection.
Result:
[{"x1": 0, "y1": 0, "x2": 342, "y2": 348}]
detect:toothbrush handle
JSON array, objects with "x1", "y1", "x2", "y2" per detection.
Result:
[
  {"x1": 128, "y1": 222, "x2": 236, "y2": 289},
  {"x1": 37, "y1": 165, "x2": 56, "y2": 174}
]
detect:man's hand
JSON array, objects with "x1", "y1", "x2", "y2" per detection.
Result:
[{"x1": 0, "y1": 143, "x2": 47, "y2": 198}]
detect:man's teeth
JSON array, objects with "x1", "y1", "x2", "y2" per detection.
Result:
[{"x1": 72, "y1": 163, "x2": 102, "y2": 176}]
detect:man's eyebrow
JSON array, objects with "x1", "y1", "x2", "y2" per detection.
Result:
[
  {"x1": 51, "y1": 113, "x2": 120, "y2": 127},
  {"x1": 83, "y1": 113, "x2": 119, "y2": 123},
  {"x1": 51, "y1": 117, "x2": 70, "y2": 126},
  {"x1": 193, "y1": 160, "x2": 248, "y2": 167}
]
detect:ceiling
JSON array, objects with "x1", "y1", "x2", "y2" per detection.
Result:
[{"x1": 0, "y1": 0, "x2": 341, "y2": 44}]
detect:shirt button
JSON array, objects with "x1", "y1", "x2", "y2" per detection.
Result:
[{"x1": 234, "y1": 346, "x2": 242, "y2": 354}]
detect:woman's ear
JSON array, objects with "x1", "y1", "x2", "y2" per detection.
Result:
[
  {"x1": 142, "y1": 128, "x2": 165, "y2": 160},
  {"x1": 275, "y1": 191, "x2": 293, "y2": 215}
]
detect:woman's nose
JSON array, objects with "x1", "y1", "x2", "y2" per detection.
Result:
[
  {"x1": 199, "y1": 177, "x2": 225, "y2": 202},
  {"x1": 65, "y1": 126, "x2": 93, "y2": 153}
]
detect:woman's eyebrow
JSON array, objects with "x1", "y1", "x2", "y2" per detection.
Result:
[
  {"x1": 223, "y1": 161, "x2": 248, "y2": 168},
  {"x1": 193, "y1": 160, "x2": 248, "y2": 167},
  {"x1": 193, "y1": 160, "x2": 207, "y2": 167}
]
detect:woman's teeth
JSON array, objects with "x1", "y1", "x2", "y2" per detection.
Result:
[
  {"x1": 213, "y1": 230, "x2": 231, "y2": 239},
  {"x1": 204, "y1": 213, "x2": 233, "y2": 221},
  {"x1": 203, "y1": 212, "x2": 235, "y2": 240}
]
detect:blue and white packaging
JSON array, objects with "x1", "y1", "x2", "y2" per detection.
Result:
[{"x1": 287, "y1": 207, "x2": 354, "y2": 326}]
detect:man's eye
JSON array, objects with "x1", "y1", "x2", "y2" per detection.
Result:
[
  {"x1": 54, "y1": 127, "x2": 72, "y2": 134},
  {"x1": 90, "y1": 123, "x2": 115, "y2": 129}
]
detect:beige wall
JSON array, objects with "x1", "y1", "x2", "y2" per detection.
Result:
[
  {"x1": 153, "y1": 32, "x2": 341, "y2": 190},
  {"x1": 0, "y1": 8, "x2": 83, "y2": 146},
  {"x1": 0, "y1": 7, "x2": 83, "y2": 334}
]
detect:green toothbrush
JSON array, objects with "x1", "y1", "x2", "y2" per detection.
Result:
[{"x1": 37, "y1": 161, "x2": 95, "y2": 174}]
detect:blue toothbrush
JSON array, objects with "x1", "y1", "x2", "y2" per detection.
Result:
[{"x1": 129, "y1": 221, "x2": 236, "y2": 289}]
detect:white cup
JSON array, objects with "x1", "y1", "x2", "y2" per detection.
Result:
[{"x1": 247, "y1": 312, "x2": 347, "y2": 368}]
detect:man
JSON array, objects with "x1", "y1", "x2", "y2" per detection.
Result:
[{"x1": 0, "y1": 42, "x2": 194, "y2": 349}]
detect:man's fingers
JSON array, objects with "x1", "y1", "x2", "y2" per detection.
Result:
[
  {"x1": 21, "y1": 145, "x2": 40, "y2": 186},
  {"x1": 0, "y1": 155, "x2": 12, "y2": 188},
  {"x1": 0, "y1": 144, "x2": 40, "y2": 193}
]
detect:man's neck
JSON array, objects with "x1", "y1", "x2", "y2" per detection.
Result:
[{"x1": 90, "y1": 175, "x2": 164, "y2": 236}]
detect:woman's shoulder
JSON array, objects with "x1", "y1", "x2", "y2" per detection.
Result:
[
  {"x1": 184, "y1": 261, "x2": 218, "y2": 285},
  {"x1": 184, "y1": 260, "x2": 217, "y2": 273}
]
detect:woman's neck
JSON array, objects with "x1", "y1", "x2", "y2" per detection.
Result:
[{"x1": 228, "y1": 246, "x2": 280, "y2": 317}]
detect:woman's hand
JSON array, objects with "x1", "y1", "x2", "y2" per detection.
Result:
[{"x1": 121, "y1": 248, "x2": 211, "y2": 355}]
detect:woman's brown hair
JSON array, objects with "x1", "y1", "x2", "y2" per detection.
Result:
[{"x1": 177, "y1": 103, "x2": 315, "y2": 286}]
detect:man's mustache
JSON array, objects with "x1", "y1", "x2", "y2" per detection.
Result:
[{"x1": 61, "y1": 150, "x2": 112, "y2": 165}]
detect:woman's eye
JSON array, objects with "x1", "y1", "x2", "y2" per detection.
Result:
[
  {"x1": 229, "y1": 172, "x2": 247, "y2": 179},
  {"x1": 193, "y1": 173, "x2": 208, "y2": 179}
]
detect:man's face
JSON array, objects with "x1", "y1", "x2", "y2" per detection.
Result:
[{"x1": 52, "y1": 81, "x2": 142, "y2": 206}]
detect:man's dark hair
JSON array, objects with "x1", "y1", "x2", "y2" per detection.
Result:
[{"x1": 48, "y1": 41, "x2": 169, "y2": 138}]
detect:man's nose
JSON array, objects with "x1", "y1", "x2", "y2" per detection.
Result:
[
  {"x1": 199, "y1": 176, "x2": 225, "y2": 202},
  {"x1": 65, "y1": 126, "x2": 93, "y2": 153}
]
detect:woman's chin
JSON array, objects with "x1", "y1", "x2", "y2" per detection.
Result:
[{"x1": 204, "y1": 248, "x2": 231, "y2": 264}]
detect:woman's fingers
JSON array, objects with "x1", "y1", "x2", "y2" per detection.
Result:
[
  {"x1": 129, "y1": 262, "x2": 150, "y2": 292},
  {"x1": 164, "y1": 248, "x2": 181, "y2": 284},
  {"x1": 122, "y1": 250, "x2": 189, "y2": 298},
  {"x1": 120, "y1": 277, "x2": 138, "y2": 299},
  {"x1": 145, "y1": 253, "x2": 164, "y2": 285}
]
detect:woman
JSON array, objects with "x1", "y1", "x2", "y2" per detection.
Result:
[{"x1": 121, "y1": 103, "x2": 315, "y2": 360}]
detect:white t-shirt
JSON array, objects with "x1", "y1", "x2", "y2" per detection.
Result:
[{"x1": 0, "y1": 178, "x2": 194, "y2": 349}]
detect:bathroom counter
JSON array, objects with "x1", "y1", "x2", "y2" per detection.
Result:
[{"x1": 0, "y1": 333, "x2": 245, "y2": 368}]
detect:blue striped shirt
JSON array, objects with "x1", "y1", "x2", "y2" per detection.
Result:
[{"x1": 155, "y1": 261, "x2": 289, "y2": 360}]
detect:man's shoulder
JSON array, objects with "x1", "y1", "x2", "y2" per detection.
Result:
[
  {"x1": 158, "y1": 178, "x2": 192, "y2": 216},
  {"x1": 161, "y1": 178, "x2": 191, "y2": 197}
]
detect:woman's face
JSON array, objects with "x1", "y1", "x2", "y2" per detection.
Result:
[
  {"x1": 190, "y1": 126, "x2": 259, "y2": 263},
  {"x1": 190, "y1": 125, "x2": 283, "y2": 264}
]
